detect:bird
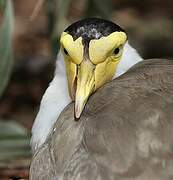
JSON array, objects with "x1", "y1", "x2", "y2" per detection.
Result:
[
  {"x1": 30, "y1": 18, "x2": 142, "y2": 152},
  {"x1": 30, "y1": 18, "x2": 173, "y2": 180}
]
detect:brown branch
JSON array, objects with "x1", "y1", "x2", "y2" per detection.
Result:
[{"x1": 30, "y1": 0, "x2": 45, "y2": 21}]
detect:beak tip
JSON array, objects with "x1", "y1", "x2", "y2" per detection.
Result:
[
  {"x1": 75, "y1": 99, "x2": 86, "y2": 119},
  {"x1": 75, "y1": 114, "x2": 81, "y2": 119},
  {"x1": 75, "y1": 104, "x2": 82, "y2": 119},
  {"x1": 74, "y1": 115, "x2": 80, "y2": 121}
]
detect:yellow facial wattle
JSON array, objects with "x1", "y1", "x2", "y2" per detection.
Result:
[
  {"x1": 60, "y1": 31, "x2": 127, "y2": 118},
  {"x1": 60, "y1": 32, "x2": 83, "y2": 64},
  {"x1": 89, "y1": 32, "x2": 127, "y2": 64}
]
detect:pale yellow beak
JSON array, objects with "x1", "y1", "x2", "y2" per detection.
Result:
[
  {"x1": 65, "y1": 56, "x2": 121, "y2": 119},
  {"x1": 75, "y1": 59, "x2": 95, "y2": 118},
  {"x1": 61, "y1": 31, "x2": 127, "y2": 119}
]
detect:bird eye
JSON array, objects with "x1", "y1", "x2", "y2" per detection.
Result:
[
  {"x1": 64, "y1": 48, "x2": 68, "y2": 55},
  {"x1": 113, "y1": 48, "x2": 120, "y2": 55}
]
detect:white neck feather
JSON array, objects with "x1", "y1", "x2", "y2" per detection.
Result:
[{"x1": 114, "y1": 42, "x2": 143, "y2": 78}]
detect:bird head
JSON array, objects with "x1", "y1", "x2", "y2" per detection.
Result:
[{"x1": 60, "y1": 18, "x2": 127, "y2": 119}]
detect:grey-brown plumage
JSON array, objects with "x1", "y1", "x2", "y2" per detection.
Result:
[{"x1": 30, "y1": 59, "x2": 173, "y2": 180}]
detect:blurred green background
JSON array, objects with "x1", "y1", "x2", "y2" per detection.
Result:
[{"x1": 0, "y1": 0, "x2": 172, "y2": 179}]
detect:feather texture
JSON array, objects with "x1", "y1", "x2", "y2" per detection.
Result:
[{"x1": 30, "y1": 59, "x2": 173, "y2": 180}]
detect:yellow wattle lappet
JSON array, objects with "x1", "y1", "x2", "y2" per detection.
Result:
[{"x1": 60, "y1": 31, "x2": 127, "y2": 118}]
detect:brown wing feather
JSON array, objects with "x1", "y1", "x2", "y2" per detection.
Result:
[{"x1": 30, "y1": 59, "x2": 173, "y2": 180}]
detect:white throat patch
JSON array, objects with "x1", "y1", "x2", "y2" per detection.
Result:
[{"x1": 114, "y1": 42, "x2": 143, "y2": 78}]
